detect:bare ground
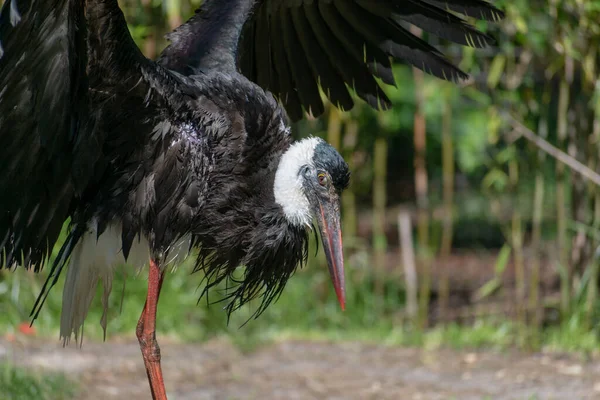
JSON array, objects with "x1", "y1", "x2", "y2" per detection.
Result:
[{"x1": 2, "y1": 337, "x2": 600, "y2": 400}]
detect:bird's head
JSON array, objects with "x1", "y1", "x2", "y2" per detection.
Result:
[{"x1": 274, "y1": 137, "x2": 350, "y2": 309}]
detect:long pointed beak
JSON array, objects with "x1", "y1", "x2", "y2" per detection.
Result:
[{"x1": 315, "y1": 199, "x2": 345, "y2": 310}]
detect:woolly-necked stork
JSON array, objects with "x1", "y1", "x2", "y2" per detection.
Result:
[{"x1": 0, "y1": 0, "x2": 502, "y2": 398}]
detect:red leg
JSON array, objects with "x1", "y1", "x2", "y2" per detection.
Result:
[{"x1": 137, "y1": 259, "x2": 167, "y2": 400}]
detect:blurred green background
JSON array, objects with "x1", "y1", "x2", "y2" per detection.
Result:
[{"x1": 2, "y1": 0, "x2": 600, "y2": 397}]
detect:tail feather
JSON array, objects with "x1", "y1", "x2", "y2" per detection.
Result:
[
  {"x1": 59, "y1": 222, "x2": 151, "y2": 344},
  {"x1": 32, "y1": 220, "x2": 190, "y2": 344},
  {"x1": 60, "y1": 223, "x2": 120, "y2": 344},
  {"x1": 30, "y1": 225, "x2": 85, "y2": 323}
]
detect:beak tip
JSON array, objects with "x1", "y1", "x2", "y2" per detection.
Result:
[
  {"x1": 317, "y1": 201, "x2": 346, "y2": 313},
  {"x1": 336, "y1": 288, "x2": 346, "y2": 311}
]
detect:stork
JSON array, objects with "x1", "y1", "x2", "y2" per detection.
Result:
[{"x1": 0, "y1": 0, "x2": 502, "y2": 398}]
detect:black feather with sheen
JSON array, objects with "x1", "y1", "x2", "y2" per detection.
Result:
[
  {"x1": 193, "y1": 205, "x2": 310, "y2": 318},
  {"x1": 0, "y1": 0, "x2": 89, "y2": 270},
  {"x1": 159, "y1": 0, "x2": 503, "y2": 121}
]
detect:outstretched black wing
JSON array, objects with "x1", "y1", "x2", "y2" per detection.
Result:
[
  {"x1": 159, "y1": 0, "x2": 503, "y2": 121},
  {"x1": 0, "y1": 0, "x2": 171, "y2": 270},
  {"x1": 0, "y1": 0, "x2": 90, "y2": 270}
]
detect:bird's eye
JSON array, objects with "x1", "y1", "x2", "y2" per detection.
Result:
[{"x1": 318, "y1": 173, "x2": 328, "y2": 186}]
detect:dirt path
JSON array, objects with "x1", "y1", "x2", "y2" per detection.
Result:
[{"x1": 2, "y1": 337, "x2": 600, "y2": 400}]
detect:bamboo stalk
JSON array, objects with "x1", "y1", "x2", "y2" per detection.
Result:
[
  {"x1": 585, "y1": 95, "x2": 600, "y2": 329},
  {"x1": 585, "y1": 258, "x2": 599, "y2": 330},
  {"x1": 327, "y1": 107, "x2": 342, "y2": 151},
  {"x1": 509, "y1": 158, "x2": 526, "y2": 328},
  {"x1": 411, "y1": 26, "x2": 430, "y2": 329},
  {"x1": 508, "y1": 117, "x2": 600, "y2": 187},
  {"x1": 141, "y1": 0, "x2": 157, "y2": 59},
  {"x1": 373, "y1": 137, "x2": 388, "y2": 299},
  {"x1": 342, "y1": 120, "x2": 359, "y2": 241},
  {"x1": 556, "y1": 59, "x2": 573, "y2": 317},
  {"x1": 568, "y1": 103, "x2": 592, "y2": 291},
  {"x1": 166, "y1": 0, "x2": 183, "y2": 30},
  {"x1": 439, "y1": 90, "x2": 454, "y2": 319},
  {"x1": 529, "y1": 113, "x2": 547, "y2": 337},
  {"x1": 399, "y1": 211, "x2": 418, "y2": 321}
]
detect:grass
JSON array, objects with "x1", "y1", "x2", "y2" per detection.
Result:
[
  {"x1": 0, "y1": 254, "x2": 410, "y2": 350},
  {"x1": 2, "y1": 256, "x2": 600, "y2": 356},
  {"x1": 1, "y1": 232, "x2": 600, "y2": 355},
  {"x1": 0, "y1": 363, "x2": 77, "y2": 400}
]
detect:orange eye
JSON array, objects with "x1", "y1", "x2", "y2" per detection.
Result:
[{"x1": 318, "y1": 173, "x2": 328, "y2": 186}]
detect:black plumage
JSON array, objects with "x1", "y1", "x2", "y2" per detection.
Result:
[{"x1": 0, "y1": 0, "x2": 502, "y2": 398}]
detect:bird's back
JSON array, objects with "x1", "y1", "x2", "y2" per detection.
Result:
[{"x1": 82, "y1": 70, "x2": 289, "y2": 248}]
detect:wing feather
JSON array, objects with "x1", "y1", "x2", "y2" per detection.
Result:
[
  {"x1": 0, "y1": 0, "x2": 176, "y2": 276},
  {"x1": 0, "y1": 0, "x2": 89, "y2": 269},
  {"x1": 290, "y1": 5, "x2": 354, "y2": 110},
  {"x1": 423, "y1": 0, "x2": 504, "y2": 21},
  {"x1": 250, "y1": 0, "x2": 500, "y2": 119},
  {"x1": 254, "y1": 4, "x2": 277, "y2": 93},
  {"x1": 316, "y1": 1, "x2": 390, "y2": 109},
  {"x1": 281, "y1": 6, "x2": 324, "y2": 117},
  {"x1": 159, "y1": 0, "x2": 503, "y2": 120},
  {"x1": 401, "y1": 5, "x2": 492, "y2": 48},
  {"x1": 268, "y1": 4, "x2": 304, "y2": 121},
  {"x1": 306, "y1": 2, "x2": 391, "y2": 111},
  {"x1": 356, "y1": 0, "x2": 494, "y2": 48},
  {"x1": 330, "y1": 0, "x2": 396, "y2": 86}
]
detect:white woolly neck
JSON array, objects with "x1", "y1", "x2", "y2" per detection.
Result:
[{"x1": 274, "y1": 137, "x2": 322, "y2": 227}]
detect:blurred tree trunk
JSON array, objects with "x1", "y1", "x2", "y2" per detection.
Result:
[
  {"x1": 556, "y1": 58, "x2": 573, "y2": 318},
  {"x1": 412, "y1": 26, "x2": 430, "y2": 329}
]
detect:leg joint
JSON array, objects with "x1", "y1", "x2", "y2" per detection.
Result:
[{"x1": 138, "y1": 334, "x2": 161, "y2": 363}]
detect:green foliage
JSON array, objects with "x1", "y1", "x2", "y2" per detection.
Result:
[
  {"x1": 473, "y1": 244, "x2": 511, "y2": 302},
  {"x1": 543, "y1": 311, "x2": 600, "y2": 354},
  {"x1": 0, "y1": 363, "x2": 77, "y2": 400},
  {"x1": 0, "y1": 238, "x2": 408, "y2": 350},
  {"x1": 424, "y1": 320, "x2": 516, "y2": 350},
  {"x1": 2, "y1": 254, "x2": 600, "y2": 355}
]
